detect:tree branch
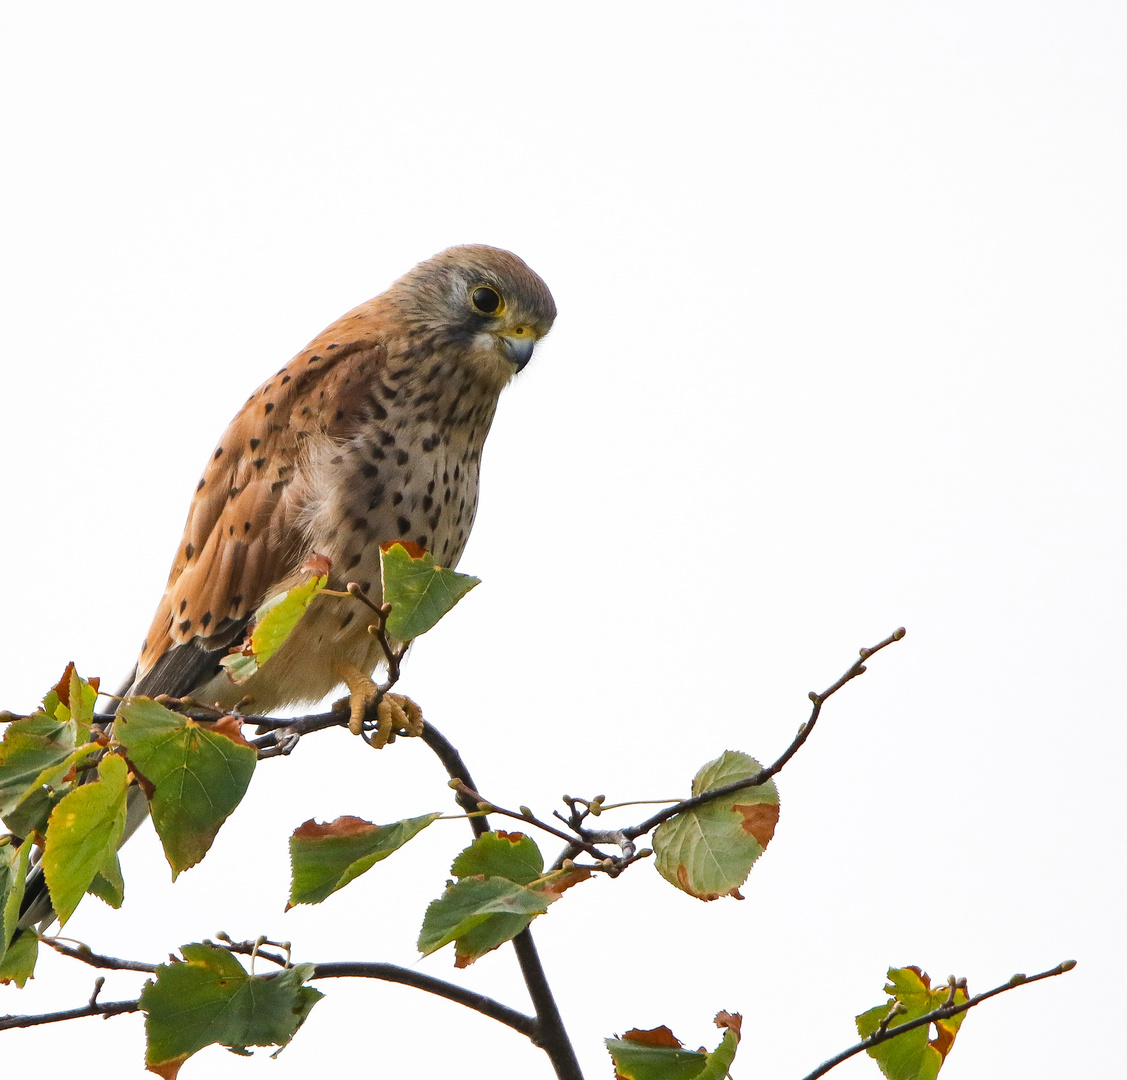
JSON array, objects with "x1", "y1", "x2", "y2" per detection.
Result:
[
  {"x1": 312, "y1": 962, "x2": 536, "y2": 1037},
  {"x1": 14, "y1": 942, "x2": 538, "y2": 1040},
  {"x1": 799, "y1": 960, "x2": 1076, "y2": 1080},
  {"x1": 0, "y1": 998, "x2": 139, "y2": 1031},
  {"x1": 418, "y1": 722, "x2": 585, "y2": 1080}
]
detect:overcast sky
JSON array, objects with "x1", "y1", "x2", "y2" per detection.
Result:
[{"x1": 1, "y1": 3, "x2": 1124, "y2": 1078}]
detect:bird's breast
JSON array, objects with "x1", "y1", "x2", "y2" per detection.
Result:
[{"x1": 304, "y1": 384, "x2": 501, "y2": 595}]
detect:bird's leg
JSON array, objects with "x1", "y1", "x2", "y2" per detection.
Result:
[
  {"x1": 331, "y1": 662, "x2": 424, "y2": 747},
  {"x1": 331, "y1": 661, "x2": 381, "y2": 737}
]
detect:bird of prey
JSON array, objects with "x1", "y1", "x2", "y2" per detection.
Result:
[
  {"x1": 17, "y1": 244, "x2": 556, "y2": 928},
  {"x1": 132, "y1": 243, "x2": 555, "y2": 712}
]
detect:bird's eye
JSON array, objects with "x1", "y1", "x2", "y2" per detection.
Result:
[{"x1": 471, "y1": 286, "x2": 503, "y2": 314}]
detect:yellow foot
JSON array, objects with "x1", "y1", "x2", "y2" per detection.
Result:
[
  {"x1": 330, "y1": 662, "x2": 423, "y2": 746},
  {"x1": 331, "y1": 662, "x2": 381, "y2": 736},
  {"x1": 373, "y1": 693, "x2": 424, "y2": 748}
]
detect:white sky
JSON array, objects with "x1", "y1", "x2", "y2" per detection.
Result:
[{"x1": 1, "y1": 2, "x2": 1123, "y2": 1078}]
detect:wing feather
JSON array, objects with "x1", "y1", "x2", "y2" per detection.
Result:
[{"x1": 135, "y1": 310, "x2": 388, "y2": 690}]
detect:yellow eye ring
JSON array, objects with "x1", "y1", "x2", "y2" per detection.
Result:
[{"x1": 471, "y1": 285, "x2": 504, "y2": 315}]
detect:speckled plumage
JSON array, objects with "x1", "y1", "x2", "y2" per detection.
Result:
[{"x1": 132, "y1": 245, "x2": 555, "y2": 712}]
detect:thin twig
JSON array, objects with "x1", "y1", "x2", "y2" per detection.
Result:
[
  {"x1": 623, "y1": 627, "x2": 906, "y2": 840},
  {"x1": 215, "y1": 932, "x2": 290, "y2": 969},
  {"x1": 799, "y1": 961, "x2": 1076, "y2": 1080},
  {"x1": 0, "y1": 999, "x2": 140, "y2": 1031},
  {"x1": 41, "y1": 937, "x2": 157, "y2": 973},
  {"x1": 448, "y1": 780, "x2": 611, "y2": 863}
]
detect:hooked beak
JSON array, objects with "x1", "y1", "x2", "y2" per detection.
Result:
[{"x1": 500, "y1": 333, "x2": 536, "y2": 372}]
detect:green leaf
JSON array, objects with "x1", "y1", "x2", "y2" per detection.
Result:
[
  {"x1": 2, "y1": 784, "x2": 69, "y2": 841},
  {"x1": 418, "y1": 876, "x2": 551, "y2": 966},
  {"x1": 606, "y1": 1014, "x2": 742, "y2": 1080},
  {"x1": 652, "y1": 750, "x2": 779, "y2": 901},
  {"x1": 0, "y1": 836, "x2": 33, "y2": 961},
  {"x1": 0, "y1": 711, "x2": 98, "y2": 824},
  {"x1": 115, "y1": 699, "x2": 256, "y2": 878},
  {"x1": 0, "y1": 925, "x2": 38, "y2": 987},
  {"x1": 418, "y1": 832, "x2": 590, "y2": 967},
  {"x1": 140, "y1": 943, "x2": 323, "y2": 1077},
  {"x1": 219, "y1": 571, "x2": 328, "y2": 684},
  {"x1": 856, "y1": 967, "x2": 969, "y2": 1080},
  {"x1": 288, "y1": 812, "x2": 441, "y2": 907},
  {"x1": 450, "y1": 829, "x2": 543, "y2": 884},
  {"x1": 87, "y1": 849, "x2": 125, "y2": 909},
  {"x1": 380, "y1": 542, "x2": 480, "y2": 640},
  {"x1": 0, "y1": 666, "x2": 101, "y2": 834},
  {"x1": 42, "y1": 753, "x2": 129, "y2": 926},
  {"x1": 605, "y1": 1032, "x2": 705, "y2": 1080}
]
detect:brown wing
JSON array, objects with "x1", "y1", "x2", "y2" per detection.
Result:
[{"x1": 135, "y1": 304, "x2": 389, "y2": 693}]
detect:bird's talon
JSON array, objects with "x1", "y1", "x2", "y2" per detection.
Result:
[{"x1": 369, "y1": 693, "x2": 423, "y2": 748}]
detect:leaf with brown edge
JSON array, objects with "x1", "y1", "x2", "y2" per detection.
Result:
[
  {"x1": 418, "y1": 831, "x2": 591, "y2": 966},
  {"x1": 538, "y1": 864, "x2": 592, "y2": 898},
  {"x1": 1, "y1": 667, "x2": 102, "y2": 833},
  {"x1": 450, "y1": 829, "x2": 543, "y2": 884},
  {"x1": 732, "y1": 800, "x2": 780, "y2": 847},
  {"x1": 210, "y1": 715, "x2": 254, "y2": 749},
  {"x1": 140, "y1": 943, "x2": 322, "y2": 1077},
  {"x1": 45, "y1": 662, "x2": 100, "y2": 720},
  {"x1": 288, "y1": 812, "x2": 441, "y2": 907},
  {"x1": 380, "y1": 542, "x2": 480, "y2": 640},
  {"x1": 606, "y1": 1014, "x2": 742, "y2": 1080},
  {"x1": 653, "y1": 750, "x2": 779, "y2": 901},
  {"x1": 115, "y1": 698, "x2": 256, "y2": 878},
  {"x1": 713, "y1": 1011, "x2": 742, "y2": 1037},
  {"x1": 418, "y1": 876, "x2": 552, "y2": 967},
  {"x1": 856, "y1": 966, "x2": 970, "y2": 1080},
  {"x1": 381, "y1": 539, "x2": 427, "y2": 559},
  {"x1": 623, "y1": 1026, "x2": 683, "y2": 1049}
]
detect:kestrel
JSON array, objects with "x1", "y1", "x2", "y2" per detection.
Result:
[
  {"x1": 16, "y1": 245, "x2": 554, "y2": 932},
  {"x1": 131, "y1": 244, "x2": 555, "y2": 712}
]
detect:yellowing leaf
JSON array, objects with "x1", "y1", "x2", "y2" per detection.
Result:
[
  {"x1": 856, "y1": 966, "x2": 970, "y2": 1080},
  {"x1": 0, "y1": 837, "x2": 34, "y2": 964},
  {"x1": 42, "y1": 753, "x2": 129, "y2": 925},
  {"x1": 0, "y1": 666, "x2": 102, "y2": 829},
  {"x1": 653, "y1": 750, "x2": 779, "y2": 901},
  {"x1": 220, "y1": 571, "x2": 328, "y2": 684}
]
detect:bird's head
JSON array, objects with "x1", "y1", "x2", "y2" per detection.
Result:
[{"x1": 384, "y1": 245, "x2": 557, "y2": 392}]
